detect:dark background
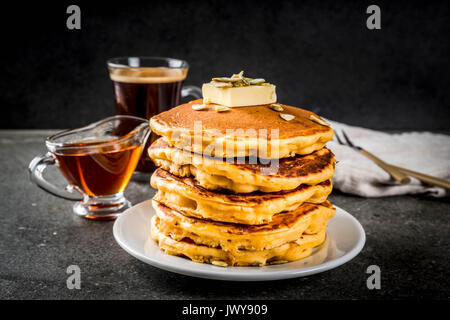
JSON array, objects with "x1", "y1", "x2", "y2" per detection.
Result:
[{"x1": 1, "y1": 0, "x2": 449, "y2": 130}]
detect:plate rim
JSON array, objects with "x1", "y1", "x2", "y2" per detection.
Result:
[{"x1": 113, "y1": 200, "x2": 366, "y2": 281}]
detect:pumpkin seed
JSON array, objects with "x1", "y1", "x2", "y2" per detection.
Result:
[
  {"x1": 233, "y1": 81, "x2": 247, "y2": 87},
  {"x1": 231, "y1": 70, "x2": 244, "y2": 79},
  {"x1": 280, "y1": 113, "x2": 295, "y2": 121},
  {"x1": 215, "y1": 105, "x2": 230, "y2": 112},
  {"x1": 249, "y1": 78, "x2": 265, "y2": 85},
  {"x1": 192, "y1": 104, "x2": 207, "y2": 111},
  {"x1": 269, "y1": 260, "x2": 288, "y2": 265},
  {"x1": 242, "y1": 78, "x2": 251, "y2": 85},
  {"x1": 212, "y1": 77, "x2": 241, "y2": 83},
  {"x1": 211, "y1": 81, "x2": 233, "y2": 88},
  {"x1": 309, "y1": 114, "x2": 330, "y2": 127},
  {"x1": 269, "y1": 103, "x2": 284, "y2": 112},
  {"x1": 211, "y1": 260, "x2": 228, "y2": 267}
]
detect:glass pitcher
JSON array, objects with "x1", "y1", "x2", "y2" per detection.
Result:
[{"x1": 28, "y1": 115, "x2": 150, "y2": 220}]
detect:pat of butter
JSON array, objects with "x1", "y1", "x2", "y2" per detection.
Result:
[{"x1": 202, "y1": 83, "x2": 277, "y2": 107}]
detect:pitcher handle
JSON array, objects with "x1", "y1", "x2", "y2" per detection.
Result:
[
  {"x1": 182, "y1": 85, "x2": 202, "y2": 100},
  {"x1": 28, "y1": 152, "x2": 83, "y2": 201}
]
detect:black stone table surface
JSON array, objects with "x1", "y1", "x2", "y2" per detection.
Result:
[{"x1": 1, "y1": 130, "x2": 449, "y2": 299}]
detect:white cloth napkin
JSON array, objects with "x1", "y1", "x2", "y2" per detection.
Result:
[{"x1": 326, "y1": 120, "x2": 450, "y2": 197}]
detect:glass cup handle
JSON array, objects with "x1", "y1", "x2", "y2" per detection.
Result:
[
  {"x1": 181, "y1": 85, "x2": 202, "y2": 100},
  {"x1": 28, "y1": 152, "x2": 83, "y2": 201}
]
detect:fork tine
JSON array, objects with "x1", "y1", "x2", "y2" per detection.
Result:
[
  {"x1": 341, "y1": 130, "x2": 356, "y2": 148},
  {"x1": 334, "y1": 131, "x2": 345, "y2": 145}
]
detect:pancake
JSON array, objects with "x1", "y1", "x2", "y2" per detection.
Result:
[
  {"x1": 150, "y1": 100, "x2": 334, "y2": 159},
  {"x1": 152, "y1": 199, "x2": 335, "y2": 251},
  {"x1": 151, "y1": 214, "x2": 327, "y2": 266},
  {"x1": 151, "y1": 168, "x2": 333, "y2": 225},
  {"x1": 149, "y1": 138, "x2": 335, "y2": 193}
]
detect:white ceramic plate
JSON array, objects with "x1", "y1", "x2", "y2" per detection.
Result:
[{"x1": 113, "y1": 200, "x2": 365, "y2": 281}]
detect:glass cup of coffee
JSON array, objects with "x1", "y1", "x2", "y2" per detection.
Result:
[
  {"x1": 107, "y1": 57, "x2": 201, "y2": 175},
  {"x1": 28, "y1": 115, "x2": 151, "y2": 220}
]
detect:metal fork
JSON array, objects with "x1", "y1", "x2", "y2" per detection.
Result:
[
  {"x1": 335, "y1": 130, "x2": 450, "y2": 190},
  {"x1": 334, "y1": 130, "x2": 411, "y2": 184}
]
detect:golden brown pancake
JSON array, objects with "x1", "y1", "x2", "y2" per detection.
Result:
[
  {"x1": 151, "y1": 168, "x2": 333, "y2": 225},
  {"x1": 152, "y1": 199, "x2": 335, "y2": 251},
  {"x1": 149, "y1": 138, "x2": 335, "y2": 193},
  {"x1": 150, "y1": 99, "x2": 334, "y2": 158},
  {"x1": 151, "y1": 214, "x2": 327, "y2": 266}
]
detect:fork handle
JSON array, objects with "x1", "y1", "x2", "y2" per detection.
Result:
[
  {"x1": 359, "y1": 149, "x2": 411, "y2": 184},
  {"x1": 388, "y1": 164, "x2": 450, "y2": 190}
]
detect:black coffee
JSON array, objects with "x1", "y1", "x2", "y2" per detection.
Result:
[{"x1": 109, "y1": 67, "x2": 187, "y2": 172}]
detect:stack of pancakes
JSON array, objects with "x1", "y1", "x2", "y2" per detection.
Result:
[{"x1": 148, "y1": 100, "x2": 335, "y2": 266}]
